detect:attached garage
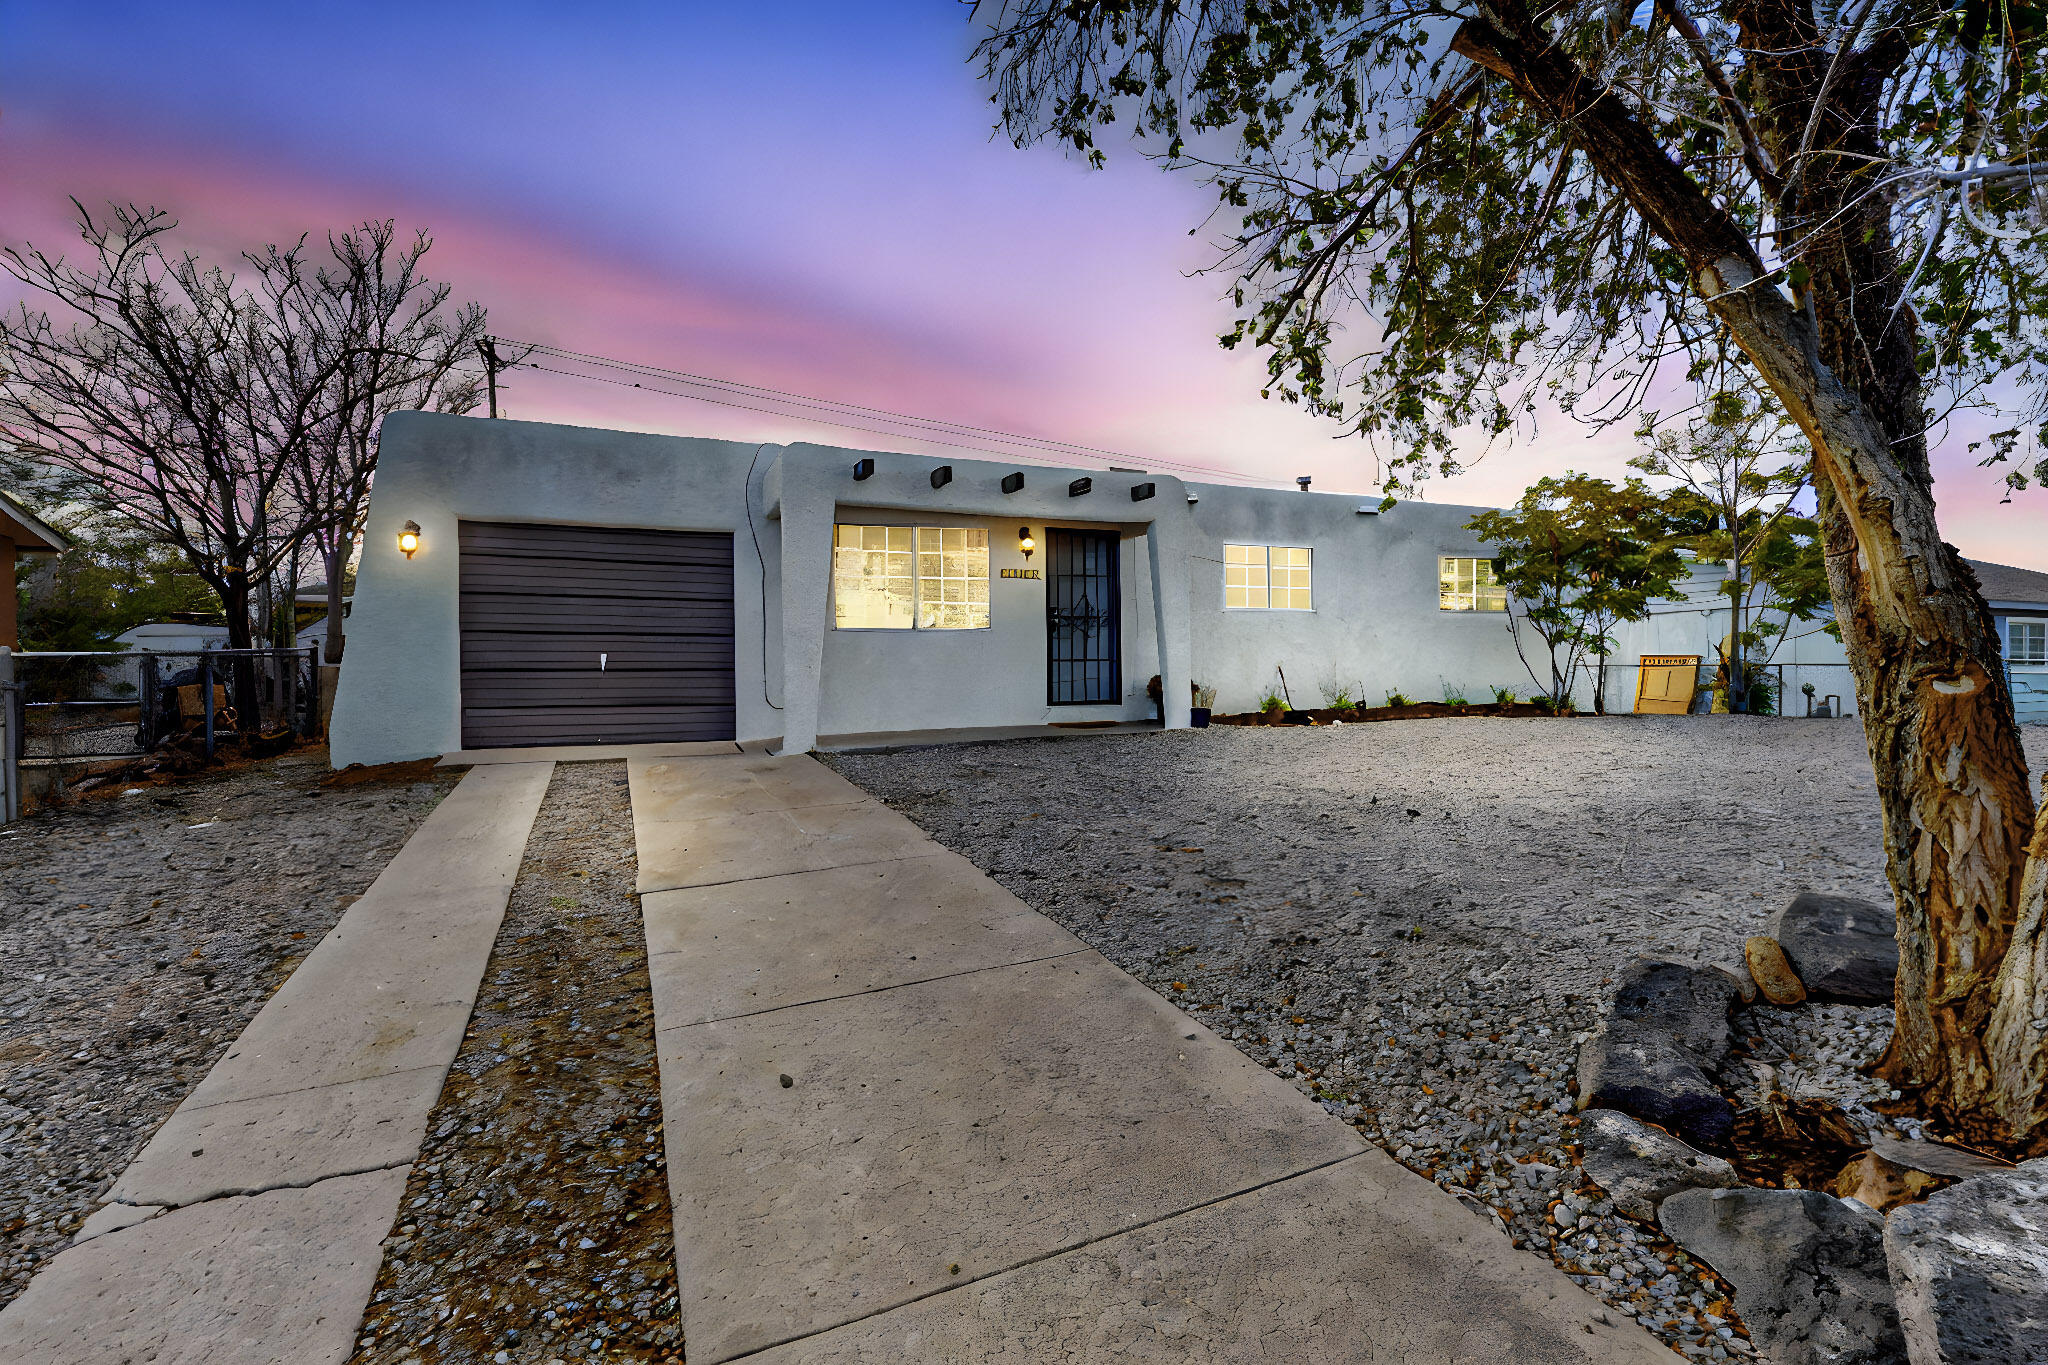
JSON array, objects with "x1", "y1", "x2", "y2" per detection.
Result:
[{"x1": 457, "y1": 521, "x2": 736, "y2": 748}]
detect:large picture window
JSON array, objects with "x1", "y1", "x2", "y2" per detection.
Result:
[
  {"x1": 833, "y1": 525, "x2": 989, "y2": 630},
  {"x1": 1224, "y1": 544, "x2": 1312, "y2": 610},
  {"x1": 1440, "y1": 556, "x2": 1507, "y2": 612}
]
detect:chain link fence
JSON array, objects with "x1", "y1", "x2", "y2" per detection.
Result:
[{"x1": 2, "y1": 646, "x2": 319, "y2": 818}]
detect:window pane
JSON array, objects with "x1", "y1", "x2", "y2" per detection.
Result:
[
  {"x1": 835, "y1": 525, "x2": 916, "y2": 628},
  {"x1": 914, "y1": 526, "x2": 988, "y2": 629},
  {"x1": 2012, "y1": 621, "x2": 2047, "y2": 663}
]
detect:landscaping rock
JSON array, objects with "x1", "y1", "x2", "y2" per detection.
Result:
[
  {"x1": 1659, "y1": 1186, "x2": 1907, "y2": 1365},
  {"x1": 1864, "y1": 1136, "x2": 2013, "y2": 1183},
  {"x1": 1772, "y1": 893, "x2": 1897, "y2": 1004},
  {"x1": 1833, "y1": 1137, "x2": 2014, "y2": 1215},
  {"x1": 1578, "y1": 1109, "x2": 1738, "y2": 1221},
  {"x1": 1884, "y1": 1157, "x2": 2048, "y2": 1365},
  {"x1": 1607, "y1": 956, "x2": 1746, "y2": 1063},
  {"x1": 1577, "y1": 1021, "x2": 1737, "y2": 1152},
  {"x1": 1746, "y1": 935, "x2": 1808, "y2": 1005}
]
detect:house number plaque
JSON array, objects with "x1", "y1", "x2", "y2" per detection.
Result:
[{"x1": 1001, "y1": 568, "x2": 1040, "y2": 580}]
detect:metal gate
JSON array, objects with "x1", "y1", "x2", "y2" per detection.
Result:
[
  {"x1": 1046, "y1": 529, "x2": 1121, "y2": 705},
  {"x1": 457, "y1": 521, "x2": 736, "y2": 748}
]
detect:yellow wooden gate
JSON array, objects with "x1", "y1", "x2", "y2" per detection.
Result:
[{"x1": 1634, "y1": 655, "x2": 1701, "y2": 714}]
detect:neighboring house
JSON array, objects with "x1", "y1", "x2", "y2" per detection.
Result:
[
  {"x1": 330, "y1": 412, "x2": 2048, "y2": 764},
  {"x1": 1974, "y1": 559, "x2": 2048, "y2": 725},
  {"x1": 2, "y1": 489, "x2": 71, "y2": 650}
]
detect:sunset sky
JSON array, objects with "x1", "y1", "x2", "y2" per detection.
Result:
[{"x1": 4, "y1": 1, "x2": 2040, "y2": 565}]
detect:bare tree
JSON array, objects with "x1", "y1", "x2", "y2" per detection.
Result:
[
  {"x1": 287, "y1": 222, "x2": 492, "y2": 664},
  {"x1": 975, "y1": 1, "x2": 2048, "y2": 1151},
  {"x1": 0, "y1": 202, "x2": 349, "y2": 714}
]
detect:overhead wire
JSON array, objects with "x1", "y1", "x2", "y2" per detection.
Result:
[{"x1": 500, "y1": 338, "x2": 1275, "y2": 487}]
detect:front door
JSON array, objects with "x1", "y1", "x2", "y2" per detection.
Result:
[{"x1": 1046, "y1": 529, "x2": 1121, "y2": 705}]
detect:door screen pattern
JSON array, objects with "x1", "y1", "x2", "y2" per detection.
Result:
[{"x1": 1046, "y1": 529, "x2": 1121, "y2": 705}]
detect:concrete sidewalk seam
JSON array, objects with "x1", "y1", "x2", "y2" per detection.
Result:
[
  {"x1": 637, "y1": 848, "x2": 939, "y2": 896},
  {"x1": 650, "y1": 947, "x2": 1090, "y2": 1030},
  {"x1": 713, "y1": 1150, "x2": 1375, "y2": 1364},
  {"x1": 174, "y1": 1060, "x2": 456, "y2": 1115}
]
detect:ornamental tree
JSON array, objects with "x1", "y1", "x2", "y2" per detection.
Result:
[
  {"x1": 974, "y1": 0, "x2": 2048, "y2": 1151},
  {"x1": 1465, "y1": 473, "x2": 1687, "y2": 710}
]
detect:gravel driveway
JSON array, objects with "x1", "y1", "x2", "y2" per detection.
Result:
[
  {"x1": 0, "y1": 751, "x2": 461, "y2": 1311},
  {"x1": 829, "y1": 717, "x2": 2046, "y2": 1360}
]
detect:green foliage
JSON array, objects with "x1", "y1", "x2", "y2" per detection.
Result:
[
  {"x1": 974, "y1": 2, "x2": 2048, "y2": 497},
  {"x1": 13, "y1": 513, "x2": 216, "y2": 702},
  {"x1": 1318, "y1": 678, "x2": 1357, "y2": 709},
  {"x1": 1465, "y1": 473, "x2": 1687, "y2": 708},
  {"x1": 1384, "y1": 690, "x2": 1411, "y2": 707},
  {"x1": 1490, "y1": 685, "x2": 1520, "y2": 706},
  {"x1": 1258, "y1": 691, "x2": 1286, "y2": 714},
  {"x1": 1441, "y1": 682, "x2": 1470, "y2": 706}
]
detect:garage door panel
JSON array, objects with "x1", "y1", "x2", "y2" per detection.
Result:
[
  {"x1": 460, "y1": 597, "x2": 736, "y2": 635},
  {"x1": 458, "y1": 520, "x2": 736, "y2": 749},
  {"x1": 461, "y1": 635, "x2": 737, "y2": 671},
  {"x1": 460, "y1": 704, "x2": 737, "y2": 747}
]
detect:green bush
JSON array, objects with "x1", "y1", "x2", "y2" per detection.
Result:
[
  {"x1": 1384, "y1": 690, "x2": 1411, "y2": 708},
  {"x1": 1259, "y1": 691, "x2": 1286, "y2": 715},
  {"x1": 1441, "y1": 682, "x2": 1470, "y2": 706},
  {"x1": 1490, "y1": 685, "x2": 1519, "y2": 705}
]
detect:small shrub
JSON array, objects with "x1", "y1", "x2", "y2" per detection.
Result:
[
  {"x1": 1319, "y1": 678, "x2": 1358, "y2": 710},
  {"x1": 1489, "y1": 685, "x2": 1519, "y2": 706},
  {"x1": 1529, "y1": 693, "x2": 1560, "y2": 714},
  {"x1": 1193, "y1": 683, "x2": 1218, "y2": 709},
  {"x1": 1441, "y1": 681, "x2": 1470, "y2": 706},
  {"x1": 1259, "y1": 691, "x2": 1286, "y2": 715},
  {"x1": 1384, "y1": 690, "x2": 1411, "y2": 708}
]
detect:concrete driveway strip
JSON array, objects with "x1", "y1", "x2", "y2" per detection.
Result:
[
  {"x1": 0, "y1": 761, "x2": 552, "y2": 1365},
  {"x1": 634, "y1": 753, "x2": 1672, "y2": 1365}
]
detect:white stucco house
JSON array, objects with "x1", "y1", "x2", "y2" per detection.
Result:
[{"x1": 329, "y1": 412, "x2": 2048, "y2": 764}]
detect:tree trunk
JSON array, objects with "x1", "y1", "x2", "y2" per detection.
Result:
[
  {"x1": 219, "y1": 566, "x2": 263, "y2": 727},
  {"x1": 1454, "y1": 7, "x2": 2048, "y2": 1152},
  {"x1": 322, "y1": 539, "x2": 347, "y2": 665}
]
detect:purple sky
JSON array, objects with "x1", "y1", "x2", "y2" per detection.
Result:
[{"x1": 3, "y1": 1, "x2": 2039, "y2": 564}]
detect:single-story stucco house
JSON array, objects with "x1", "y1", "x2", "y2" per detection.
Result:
[{"x1": 329, "y1": 412, "x2": 2048, "y2": 764}]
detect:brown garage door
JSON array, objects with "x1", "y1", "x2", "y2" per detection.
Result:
[{"x1": 458, "y1": 521, "x2": 735, "y2": 748}]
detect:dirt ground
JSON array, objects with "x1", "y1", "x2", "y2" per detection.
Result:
[
  {"x1": 349, "y1": 761, "x2": 682, "y2": 1365},
  {"x1": 0, "y1": 749, "x2": 462, "y2": 1312},
  {"x1": 830, "y1": 716, "x2": 2047, "y2": 1358}
]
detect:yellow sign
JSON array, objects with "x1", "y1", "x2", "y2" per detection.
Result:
[
  {"x1": 1635, "y1": 655, "x2": 1702, "y2": 714},
  {"x1": 1001, "y1": 568, "x2": 1040, "y2": 580}
]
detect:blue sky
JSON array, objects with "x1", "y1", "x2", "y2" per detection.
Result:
[{"x1": 3, "y1": 1, "x2": 2040, "y2": 562}]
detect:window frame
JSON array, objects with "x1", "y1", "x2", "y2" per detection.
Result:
[
  {"x1": 1223, "y1": 543, "x2": 1314, "y2": 612},
  {"x1": 831, "y1": 523, "x2": 992, "y2": 632},
  {"x1": 2009, "y1": 617, "x2": 2048, "y2": 665},
  {"x1": 1439, "y1": 555, "x2": 1508, "y2": 613}
]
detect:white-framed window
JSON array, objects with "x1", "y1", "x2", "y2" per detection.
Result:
[
  {"x1": 1440, "y1": 556, "x2": 1507, "y2": 612},
  {"x1": 2009, "y1": 618, "x2": 2047, "y2": 665},
  {"x1": 833, "y1": 524, "x2": 990, "y2": 630},
  {"x1": 1224, "y1": 544, "x2": 1312, "y2": 610}
]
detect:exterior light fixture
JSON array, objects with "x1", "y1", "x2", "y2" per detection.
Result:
[
  {"x1": 1068, "y1": 477, "x2": 1092, "y2": 497},
  {"x1": 1130, "y1": 482, "x2": 1156, "y2": 502},
  {"x1": 1001, "y1": 471, "x2": 1026, "y2": 495},
  {"x1": 398, "y1": 520, "x2": 422, "y2": 559},
  {"x1": 1019, "y1": 527, "x2": 1035, "y2": 559},
  {"x1": 930, "y1": 464, "x2": 954, "y2": 489},
  {"x1": 1297, "y1": 476, "x2": 1312, "y2": 491},
  {"x1": 852, "y1": 457, "x2": 875, "y2": 480}
]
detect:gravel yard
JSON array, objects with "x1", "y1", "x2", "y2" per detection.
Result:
[
  {"x1": 0, "y1": 750, "x2": 461, "y2": 1312},
  {"x1": 829, "y1": 716, "x2": 2047, "y2": 1361},
  {"x1": 350, "y1": 761, "x2": 681, "y2": 1365}
]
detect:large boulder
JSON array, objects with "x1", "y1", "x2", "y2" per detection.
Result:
[
  {"x1": 1772, "y1": 893, "x2": 1897, "y2": 1004},
  {"x1": 1577, "y1": 1022, "x2": 1737, "y2": 1152},
  {"x1": 1606, "y1": 956, "x2": 1747, "y2": 1063},
  {"x1": 1660, "y1": 1186, "x2": 1907, "y2": 1365},
  {"x1": 1578, "y1": 1108, "x2": 1739, "y2": 1221},
  {"x1": 1884, "y1": 1156, "x2": 2048, "y2": 1365}
]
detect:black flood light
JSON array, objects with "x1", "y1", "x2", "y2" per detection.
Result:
[
  {"x1": 852, "y1": 458, "x2": 874, "y2": 480},
  {"x1": 1001, "y1": 471, "x2": 1025, "y2": 494},
  {"x1": 1068, "y1": 477, "x2": 1092, "y2": 497}
]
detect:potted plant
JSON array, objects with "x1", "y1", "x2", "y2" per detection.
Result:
[{"x1": 1191, "y1": 683, "x2": 1216, "y2": 728}]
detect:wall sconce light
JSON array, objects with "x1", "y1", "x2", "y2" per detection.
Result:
[
  {"x1": 1018, "y1": 526, "x2": 1036, "y2": 560},
  {"x1": 398, "y1": 520, "x2": 422, "y2": 559}
]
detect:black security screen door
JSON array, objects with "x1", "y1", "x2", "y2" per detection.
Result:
[{"x1": 1046, "y1": 529, "x2": 1121, "y2": 705}]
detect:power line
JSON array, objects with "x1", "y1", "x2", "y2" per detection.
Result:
[{"x1": 501, "y1": 338, "x2": 1274, "y2": 486}]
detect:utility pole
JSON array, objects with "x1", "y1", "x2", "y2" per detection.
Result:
[{"x1": 479, "y1": 336, "x2": 503, "y2": 418}]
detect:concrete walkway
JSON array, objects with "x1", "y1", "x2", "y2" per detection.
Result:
[
  {"x1": 0, "y1": 762, "x2": 552, "y2": 1365},
  {"x1": 633, "y1": 753, "x2": 1672, "y2": 1364}
]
